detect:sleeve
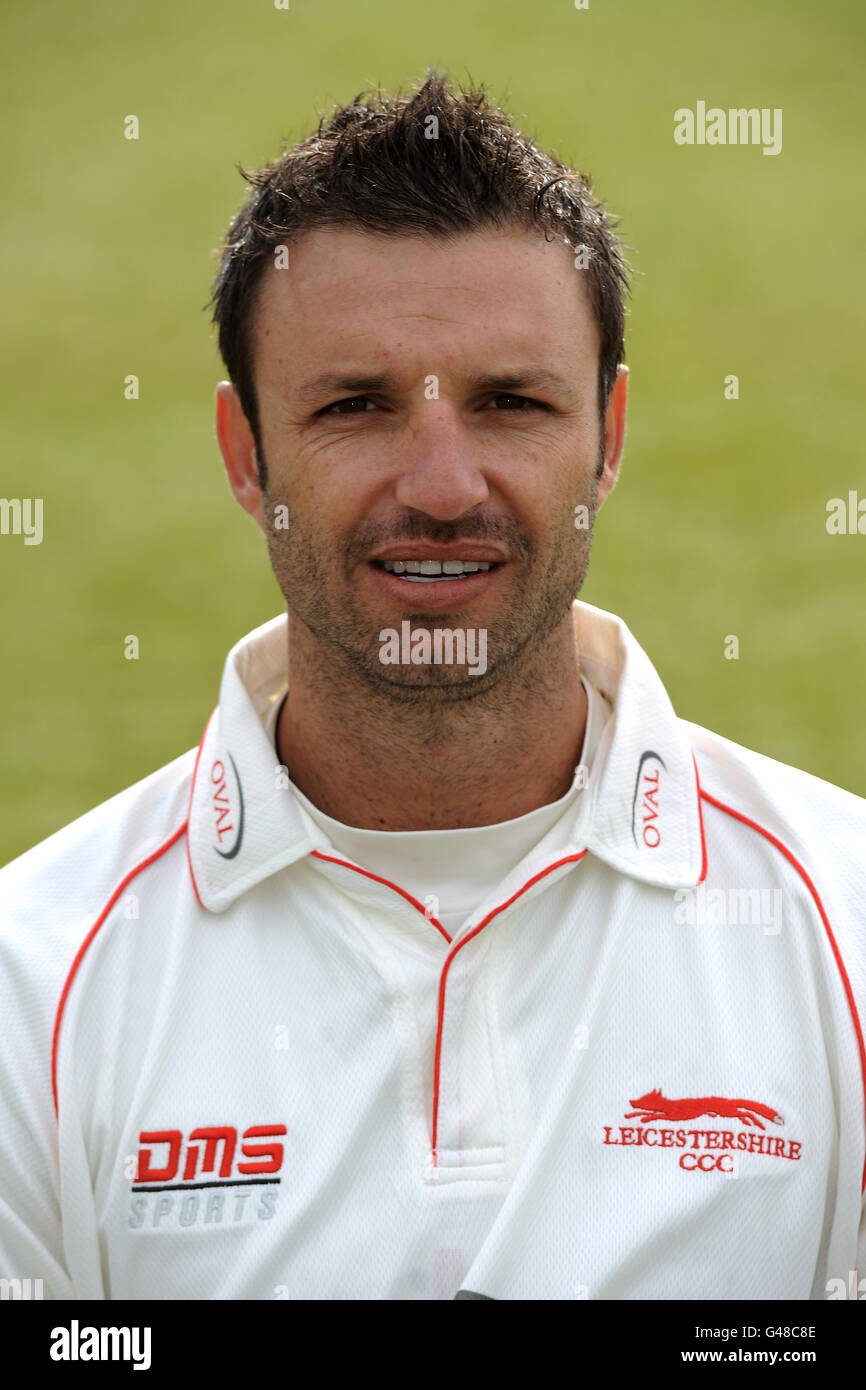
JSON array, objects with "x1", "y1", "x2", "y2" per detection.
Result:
[{"x1": 0, "y1": 924, "x2": 75, "y2": 1299}]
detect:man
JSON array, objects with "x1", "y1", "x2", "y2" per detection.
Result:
[{"x1": 1, "y1": 72, "x2": 864, "y2": 1302}]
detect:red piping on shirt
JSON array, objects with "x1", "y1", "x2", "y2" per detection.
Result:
[
  {"x1": 431, "y1": 851, "x2": 588, "y2": 1165},
  {"x1": 307, "y1": 846, "x2": 588, "y2": 1167},
  {"x1": 699, "y1": 785, "x2": 866, "y2": 1195},
  {"x1": 51, "y1": 823, "x2": 188, "y2": 1119},
  {"x1": 185, "y1": 709, "x2": 215, "y2": 910},
  {"x1": 691, "y1": 751, "x2": 708, "y2": 884},
  {"x1": 310, "y1": 851, "x2": 453, "y2": 944}
]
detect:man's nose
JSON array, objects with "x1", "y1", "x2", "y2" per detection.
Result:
[{"x1": 393, "y1": 406, "x2": 490, "y2": 520}]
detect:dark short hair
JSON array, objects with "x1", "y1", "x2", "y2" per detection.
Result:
[{"x1": 210, "y1": 70, "x2": 630, "y2": 484}]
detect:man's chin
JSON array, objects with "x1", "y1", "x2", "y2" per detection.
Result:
[{"x1": 361, "y1": 663, "x2": 501, "y2": 704}]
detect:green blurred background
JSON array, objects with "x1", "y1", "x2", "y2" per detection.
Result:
[{"x1": 1, "y1": 0, "x2": 864, "y2": 864}]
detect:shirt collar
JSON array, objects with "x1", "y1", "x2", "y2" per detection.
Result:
[
  {"x1": 186, "y1": 602, "x2": 706, "y2": 913},
  {"x1": 568, "y1": 602, "x2": 706, "y2": 889}
]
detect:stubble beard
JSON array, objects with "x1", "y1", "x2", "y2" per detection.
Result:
[{"x1": 262, "y1": 473, "x2": 600, "y2": 712}]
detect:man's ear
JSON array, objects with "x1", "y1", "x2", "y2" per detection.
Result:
[
  {"x1": 597, "y1": 365, "x2": 629, "y2": 508},
  {"x1": 215, "y1": 382, "x2": 266, "y2": 533}
]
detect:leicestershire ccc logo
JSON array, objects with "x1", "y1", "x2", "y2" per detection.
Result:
[
  {"x1": 602, "y1": 1087, "x2": 803, "y2": 1172},
  {"x1": 626, "y1": 1088, "x2": 783, "y2": 1129}
]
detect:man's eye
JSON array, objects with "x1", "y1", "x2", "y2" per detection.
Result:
[
  {"x1": 485, "y1": 393, "x2": 544, "y2": 411},
  {"x1": 322, "y1": 396, "x2": 375, "y2": 415}
]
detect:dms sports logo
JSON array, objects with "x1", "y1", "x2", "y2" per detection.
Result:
[
  {"x1": 129, "y1": 1123, "x2": 285, "y2": 1231},
  {"x1": 602, "y1": 1089, "x2": 803, "y2": 1174}
]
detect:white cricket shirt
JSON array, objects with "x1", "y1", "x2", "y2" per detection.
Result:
[{"x1": 1, "y1": 600, "x2": 864, "y2": 1300}]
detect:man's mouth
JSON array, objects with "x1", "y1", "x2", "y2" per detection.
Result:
[{"x1": 372, "y1": 558, "x2": 501, "y2": 584}]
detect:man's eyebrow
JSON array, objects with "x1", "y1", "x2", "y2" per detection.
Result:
[
  {"x1": 465, "y1": 368, "x2": 576, "y2": 397},
  {"x1": 292, "y1": 366, "x2": 578, "y2": 408},
  {"x1": 294, "y1": 373, "x2": 393, "y2": 407}
]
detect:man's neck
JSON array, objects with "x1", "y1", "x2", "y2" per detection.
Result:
[{"x1": 275, "y1": 612, "x2": 588, "y2": 832}]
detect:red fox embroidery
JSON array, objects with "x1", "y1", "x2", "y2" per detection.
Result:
[{"x1": 625, "y1": 1088, "x2": 784, "y2": 1131}]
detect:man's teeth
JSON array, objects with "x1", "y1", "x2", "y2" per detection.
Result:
[{"x1": 381, "y1": 559, "x2": 493, "y2": 576}]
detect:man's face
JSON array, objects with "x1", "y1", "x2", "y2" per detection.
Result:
[{"x1": 233, "y1": 225, "x2": 625, "y2": 698}]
